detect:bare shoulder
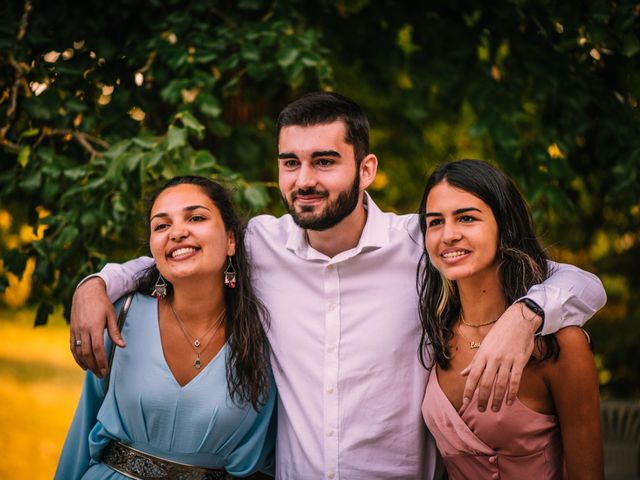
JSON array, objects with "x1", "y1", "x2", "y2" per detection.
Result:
[
  {"x1": 544, "y1": 326, "x2": 596, "y2": 382},
  {"x1": 554, "y1": 326, "x2": 592, "y2": 355},
  {"x1": 531, "y1": 326, "x2": 591, "y2": 362},
  {"x1": 542, "y1": 330, "x2": 603, "y2": 479}
]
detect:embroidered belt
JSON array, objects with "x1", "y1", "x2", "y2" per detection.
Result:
[{"x1": 102, "y1": 441, "x2": 229, "y2": 480}]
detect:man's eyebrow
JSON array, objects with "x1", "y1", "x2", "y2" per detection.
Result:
[
  {"x1": 278, "y1": 150, "x2": 342, "y2": 160},
  {"x1": 424, "y1": 207, "x2": 482, "y2": 217},
  {"x1": 311, "y1": 150, "x2": 341, "y2": 158}
]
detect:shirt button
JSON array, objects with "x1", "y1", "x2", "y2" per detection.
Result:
[
  {"x1": 489, "y1": 455, "x2": 497, "y2": 464},
  {"x1": 327, "y1": 387, "x2": 334, "y2": 394},
  {"x1": 328, "y1": 472, "x2": 335, "y2": 479},
  {"x1": 327, "y1": 430, "x2": 335, "y2": 437},
  {"x1": 328, "y1": 303, "x2": 336, "y2": 311},
  {"x1": 327, "y1": 344, "x2": 336, "y2": 353},
  {"x1": 327, "y1": 264, "x2": 335, "y2": 271},
  {"x1": 492, "y1": 473, "x2": 499, "y2": 479}
]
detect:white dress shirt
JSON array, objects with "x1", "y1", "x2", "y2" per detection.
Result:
[{"x1": 92, "y1": 193, "x2": 606, "y2": 479}]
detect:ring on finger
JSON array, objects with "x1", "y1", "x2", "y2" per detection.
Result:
[{"x1": 74, "y1": 339, "x2": 82, "y2": 347}]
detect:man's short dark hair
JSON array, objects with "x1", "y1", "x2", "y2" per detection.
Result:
[{"x1": 276, "y1": 92, "x2": 370, "y2": 165}]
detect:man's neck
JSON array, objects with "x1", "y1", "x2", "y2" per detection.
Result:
[{"x1": 305, "y1": 196, "x2": 368, "y2": 258}]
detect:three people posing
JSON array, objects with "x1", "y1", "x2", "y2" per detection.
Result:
[{"x1": 65, "y1": 92, "x2": 606, "y2": 478}]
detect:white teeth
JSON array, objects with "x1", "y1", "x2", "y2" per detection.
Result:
[
  {"x1": 171, "y1": 247, "x2": 196, "y2": 258},
  {"x1": 442, "y1": 250, "x2": 467, "y2": 258}
]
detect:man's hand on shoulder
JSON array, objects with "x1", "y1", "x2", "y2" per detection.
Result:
[
  {"x1": 70, "y1": 277, "x2": 123, "y2": 377},
  {"x1": 460, "y1": 302, "x2": 541, "y2": 412}
]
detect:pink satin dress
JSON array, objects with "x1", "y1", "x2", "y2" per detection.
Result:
[{"x1": 422, "y1": 370, "x2": 567, "y2": 479}]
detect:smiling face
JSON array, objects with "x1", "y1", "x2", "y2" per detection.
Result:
[
  {"x1": 278, "y1": 121, "x2": 362, "y2": 231},
  {"x1": 149, "y1": 184, "x2": 235, "y2": 287},
  {"x1": 424, "y1": 180, "x2": 500, "y2": 283}
]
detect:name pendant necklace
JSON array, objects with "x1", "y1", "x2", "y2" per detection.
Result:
[{"x1": 457, "y1": 312, "x2": 500, "y2": 349}]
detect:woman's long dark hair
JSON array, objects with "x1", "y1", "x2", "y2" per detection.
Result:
[
  {"x1": 417, "y1": 160, "x2": 558, "y2": 370},
  {"x1": 137, "y1": 176, "x2": 270, "y2": 409}
]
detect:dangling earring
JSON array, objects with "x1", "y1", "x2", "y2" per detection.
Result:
[
  {"x1": 152, "y1": 274, "x2": 167, "y2": 298},
  {"x1": 224, "y1": 257, "x2": 237, "y2": 289}
]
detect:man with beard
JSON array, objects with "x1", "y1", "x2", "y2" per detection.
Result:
[{"x1": 70, "y1": 92, "x2": 606, "y2": 479}]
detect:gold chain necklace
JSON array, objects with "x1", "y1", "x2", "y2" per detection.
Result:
[
  {"x1": 460, "y1": 311, "x2": 499, "y2": 328},
  {"x1": 168, "y1": 301, "x2": 226, "y2": 369},
  {"x1": 457, "y1": 324, "x2": 483, "y2": 350}
]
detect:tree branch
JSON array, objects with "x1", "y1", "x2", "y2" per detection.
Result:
[
  {"x1": 49, "y1": 129, "x2": 110, "y2": 157},
  {"x1": 17, "y1": 0, "x2": 33, "y2": 41},
  {"x1": 0, "y1": 76, "x2": 21, "y2": 140},
  {"x1": 0, "y1": 138, "x2": 21, "y2": 154},
  {"x1": 72, "y1": 131, "x2": 102, "y2": 158},
  {"x1": 0, "y1": 0, "x2": 33, "y2": 145}
]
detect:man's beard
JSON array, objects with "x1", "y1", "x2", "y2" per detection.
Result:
[{"x1": 282, "y1": 175, "x2": 360, "y2": 231}]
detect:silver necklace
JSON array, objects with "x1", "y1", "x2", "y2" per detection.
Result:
[{"x1": 168, "y1": 301, "x2": 225, "y2": 369}]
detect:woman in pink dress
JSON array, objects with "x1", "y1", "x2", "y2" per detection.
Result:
[{"x1": 417, "y1": 160, "x2": 603, "y2": 479}]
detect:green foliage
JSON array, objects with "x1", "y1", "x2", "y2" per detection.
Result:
[
  {"x1": 1, "y1": 0, "x2": 639, "y2": 397},
  {"x1": 0, "y1": 0, "x2": 331, "y2": 320}
]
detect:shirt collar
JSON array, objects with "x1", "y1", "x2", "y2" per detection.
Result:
[{"x1": 285, "y1": 192, "x2": 389, "y2": 261}]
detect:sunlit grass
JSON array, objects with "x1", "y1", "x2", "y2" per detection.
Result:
[{"x1": 0, "y1": 308, "x2": 84, "y2": 479}]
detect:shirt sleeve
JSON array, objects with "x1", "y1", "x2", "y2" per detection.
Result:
[
  {"x1": 523, "y1": 260, "x2": 607, "y2": 336},
  {"x1": 244, "y1": 219, "x2": 256, "y2": 261},
  {"x1": 77, "y1": 256, "x2": 154, "y2": 303}
]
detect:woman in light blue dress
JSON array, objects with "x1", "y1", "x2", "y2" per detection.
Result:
[{"x1": 56, "y1": 176, "x2": 276, "y2": 479}]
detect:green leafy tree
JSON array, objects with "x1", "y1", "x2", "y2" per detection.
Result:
[
  {"x1": 1, "y1": 0, "x2": 639, "y2": 397},
  {"x1": 0, "y1": 0, "x2": 332, "y2": 323}
]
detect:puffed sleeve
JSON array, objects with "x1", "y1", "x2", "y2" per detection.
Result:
[
  {"x1": 54, "y1": 366, "x2": 107, "y2": 479},
  {"x1": 55, "y1": 297, "x2": 127, "y2": 479}
]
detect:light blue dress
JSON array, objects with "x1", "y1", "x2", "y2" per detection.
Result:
[{"x1": 55, "y1": 294, "x2": 276, "y2": 479}]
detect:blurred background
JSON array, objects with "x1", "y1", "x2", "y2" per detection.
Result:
[{"x1": 1, "y1": 0, "x2": 639, "y2": 478}]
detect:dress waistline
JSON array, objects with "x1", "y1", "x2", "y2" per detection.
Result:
[{"x1": 102, "y1": 441, "x2": 229, "y2": 480}]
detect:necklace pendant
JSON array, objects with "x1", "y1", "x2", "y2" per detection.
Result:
[
  {"x1": 194, "y1": 339, "x2": 201, "y2": 347},
  {"x1": 470, "y1": 341, "x2": 481, "y2": 349},
  {"x1": 194, "y1": 358, "x2": 202, "y2": 369}
]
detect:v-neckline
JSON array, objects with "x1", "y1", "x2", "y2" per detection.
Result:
[
  {"x1": 430, "y1": 368, "x2": 495, "y2": 455},
  {"x1": 433, "y1": 366, "x2": 555, "y2": 420},
  {"x1": 153, "y1": 299, "x2": 227, "y2": 389}
]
